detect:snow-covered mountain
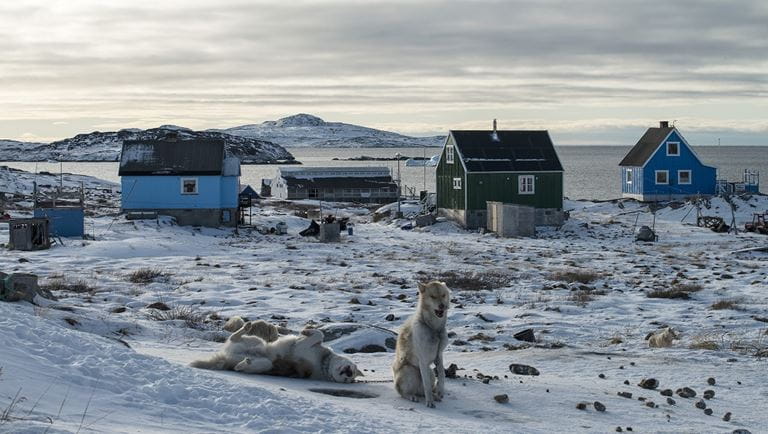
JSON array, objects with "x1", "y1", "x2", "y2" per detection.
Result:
[
  {"x1": 219, "y1": 114, "x2": 445, "y2": 148},
  {"x1": 0, "y1": 127, "x2": 296, "y2": 164}
]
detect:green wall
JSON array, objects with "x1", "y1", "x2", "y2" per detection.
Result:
[
  {"x1": 435, "y1": 135, "x2": 466, "y2": 210},
  {"x1": 466, "y1": 172, "x2": 563, "y2": 210}
]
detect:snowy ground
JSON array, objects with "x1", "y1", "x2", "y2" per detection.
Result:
[{"x1": 1, "y1": 188, "x2": 767, "y2": 433}]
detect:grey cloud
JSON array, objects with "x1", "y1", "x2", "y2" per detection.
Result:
[{"x1": 0, "y1": 0, "x2": 766, "y2": 141}]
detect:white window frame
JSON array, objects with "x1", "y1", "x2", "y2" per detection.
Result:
[
  {"x1": 678, "y1": 169, "x2": 692, "y2": 185},
  {"x1": 518, "y1": 175, "x2": 535, "y2": 194},
  {"x1": 452, "y1": 177, "x2": 462, "y2": 190},
  {"x1": 666, "y1": 141, "x2": 680, "y2": 156},
  {"x1": 180, "y1": 177, "x2": 199, "y2": 195},
  {"x1": 626, "y1": 169, "x2": 633, "y2": 184},
  {"x1": 446, "y1": 146, "x2": 454, "y2": 164},
  {"x1": 655, "y1": 170, "x2": 669, "y2": 185}
]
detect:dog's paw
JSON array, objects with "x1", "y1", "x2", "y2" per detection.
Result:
[
  {"x1": 408, "y1": 395, "x2": 419, "y2": 403},
  {"x1": 426, "y1": 401, "x2": 436, "y2": 408},
  {"x1": 433, "y1": 392, "x2": 443, "y2": 402}
]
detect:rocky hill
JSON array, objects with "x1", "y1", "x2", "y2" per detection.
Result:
[
  {"x1": 0, "y1": 126, "x2": 295, "y2": 164},
  {"x1": 220, "y1": 114, "x2": 445, "y2": 148}
]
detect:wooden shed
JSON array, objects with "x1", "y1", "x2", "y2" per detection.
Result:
[
  {"x1": 436, "y1": 123, "x2": 565, "y2": 229},
  {"x1": 6, "y1": 218, "x2": 51, "y2": 251}
]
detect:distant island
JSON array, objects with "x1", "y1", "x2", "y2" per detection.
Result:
[{"x1": 0, "y1": 114, "x2": 446, "y2": 163}]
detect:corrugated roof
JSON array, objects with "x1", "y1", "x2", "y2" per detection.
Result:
[
  {"x1": 282, "y1": 176, "x2": 396, "y2": 189},
  {"x1": 118, "y1": 139, "x2": 226, "y2": 176},
  {"x1": 450, "y1": 130, "x2": 563, "y2": 172},
  {"x1": 618, "y1": 127, "x2": 674, "y2": 166}
]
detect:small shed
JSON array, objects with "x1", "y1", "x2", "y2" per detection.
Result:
[
  {"x1": 33, "y1": 205, "x2": 84, "y2": 238},
  {"x1": 239, "y1": 184, "x2": 260, "y2": 200},
  {"x1": 619, "y1": 121, "x2": 717, "y2": 201},
  {"x1": 272, "y1": 167, "x2": 398, "y2": 203},
  {"x1": 6, "y1": 218, "x2": 51, "y2": 251},
  {"x1": 436, "y1": 121, "x2": 565, "y2": 229}
]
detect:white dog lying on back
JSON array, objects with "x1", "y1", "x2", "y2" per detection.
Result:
[
  {"x1": 191, "y1": 320, "x2": 363, "y2": 383},
  {"x1": 392, "y1": 281, "x2": 450, "y2": 408}
]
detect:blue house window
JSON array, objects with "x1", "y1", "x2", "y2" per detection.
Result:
[
  {"x1": 181, "y1": 177, "x2": 199, "y2": 194},
  {"x1": 626, "y1": 169, "x2": 633, "y2": 184},
  {"x1": 655, "y1": 170, "x2": 669, "y2": 185},
  {"x1": 678, "y1": 170, "x2": 691, "y2": 185},
  {"x1": 666, "y1": 142, "x2": 680, "y2": 156}
]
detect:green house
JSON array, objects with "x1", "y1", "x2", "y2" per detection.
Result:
[{"x1": 436, "y1": 127, "x2": 565, "y2": 229}]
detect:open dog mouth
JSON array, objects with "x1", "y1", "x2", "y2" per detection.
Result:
[{"x1": 434, "y1": 308, "x2": 445, "y2": 318}]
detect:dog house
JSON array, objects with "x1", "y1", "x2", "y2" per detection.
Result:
[{"x1": 6, "y1": 218, "x2": 51, "y2": 251}]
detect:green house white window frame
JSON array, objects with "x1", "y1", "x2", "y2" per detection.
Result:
[
  {"x1": 655, "y1": 170, "x2": 669, "y2": 185},
  {"x1": 181, "y1": 177, "x2": 199, "y2": 194},
  {"x1": 678, "y1": 170, "x2": 692, "y2": 185},
  {"x1": 666, "y1": 142, "x2": 680, "y2": 156},
  {"x1": 446, "y1": 146, "x2": 454, "y2": 164},
  {"x1": 518, "y1": 175, "x2": 535, "y2": 194},
  {"x1": 452, "y1": 177, "x2": 462, "y2": 190}
]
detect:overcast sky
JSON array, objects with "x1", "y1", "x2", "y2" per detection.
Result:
[{"x1": 1, "y1": 0, "x2": 766, "y2": 145}]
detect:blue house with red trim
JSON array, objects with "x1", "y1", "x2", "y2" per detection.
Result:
[{"x1": 619, "y1": 121, "x2": 716, "y2": 201}]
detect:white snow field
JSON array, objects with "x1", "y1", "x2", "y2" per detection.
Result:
[{"x1": 1, "y1": 192, "x2": 767, "y2": 433}]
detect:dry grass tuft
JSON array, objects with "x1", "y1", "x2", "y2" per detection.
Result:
[
  {"x1": 710, "y1": 299, "x2": 742, "y2": 311},
  {"x1": 421, "y1": 270, "x2": 513, "y2": 291},
  {"x1": 569, "y1": 290, "x2": 594, "y2": 307},
  {"x1": 549, "y1": 269, "x2": 599, "y2": 284},
  {"x1": 647, "y1": 282, "x2": 703, "y2": 300},
  {"x1": 146, "y1": 304, "x2": 207, "y2": 329},
  {"x1": 40, "y1": 279, "x2": 93, "y2": 294},
  {"x1": 127, "y1": 268, "x2": 167, "y2": 284}
]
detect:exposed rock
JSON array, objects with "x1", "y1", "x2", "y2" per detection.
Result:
[
  {"x1": 0, "y1": 273, "x2": 56, "y2": 303},
  {"x1": 509, "y1": 364, "x2": 540, "y2": 376},
  {"x1": 385, "y1": 314, "x2": 396, "y2": 321},
  {"x1": 667, "y1": 397, "x2": 676, "y2": 406},
  {"x1": 695, "y1": 399, "x2": 707, "y2": 410},
  {"x1": 146, "y1": 301, "x2": 170, "y2": 311},
  {"x1": 677, "y1": 387, "x2": 696, "y2": 398},
  {"x1": 445, "y1": 363, "x2": 458, "y2": 379},
  {"x1": 723, "y1": 412, "x2": 732, "y2": 422},
  {"x1": 494, "y1": 394, "x2": 509, "y2": 404},
  {"x1": 513, "y1": 328, "x2": 536, "y2": 342},
  {"x1": 576, "y1": 402, "x2": 588, "y2": 410},
  {"x1": 617, "y1": 392, "x2": 633, "y2": 399},
  {"x1": 703, "y1": 389, "x2": 715, "y2": 400},
  {"x1": 638, "y1": 378, "x2": 658, "y2": 390},
  {"x1": 707, "y1": 377, "x2": 716, "y2": 386},
  {"x1": 660, "y1": 389, "x2": 673, "y2": 396},
  {"x1": 704, "y1": 408, "x2": 713, "y2": 416},
  {"x1": 594, "y1": 401, "x2": 606, "y2": 412}
]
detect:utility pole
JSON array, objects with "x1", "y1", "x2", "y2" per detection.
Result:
[{"x1": 396, "y1": 152, "x2": 402, "y2": 218}]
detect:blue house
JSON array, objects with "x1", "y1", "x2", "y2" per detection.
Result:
[
  {"x1": 119, "y1": 136, "x2": 240, "y2": 227},
  {"x1": 619, "y1": 121, "x2": 716, "y2": 201}
]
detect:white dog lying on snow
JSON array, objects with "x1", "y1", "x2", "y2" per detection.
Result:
[{"x1": 191, "y1": 320, "x2": 363, "y2": 383}]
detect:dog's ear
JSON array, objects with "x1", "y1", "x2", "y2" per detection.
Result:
[
  {"x1": 354, "y1": 367, "x2": 365, "y2": 377},
  {"x1": 417, "y1": 282, "x2": 427, "y2": 294}
]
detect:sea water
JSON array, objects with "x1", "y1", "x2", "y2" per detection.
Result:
[{"x1": 2, "y1": 146, "x2": 765, "y2": 200}]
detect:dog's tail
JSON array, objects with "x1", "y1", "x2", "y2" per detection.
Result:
[{"x1": 190, "y1": 354, "x2": 227, "y2": 370}]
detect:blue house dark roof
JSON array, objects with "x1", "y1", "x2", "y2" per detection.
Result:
[
  {"x1": 118, "y1": 138, "x2": 227, "y2": 176},
  {"x1": 450, "y1": 130, "x2": 563, "y2": 172},
  {"x1": 619, "y1": 126, "x2": 675, "y2": 166}
]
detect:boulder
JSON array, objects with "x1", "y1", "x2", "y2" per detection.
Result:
[{"x1": 0, "y1": 273, "x2": 56, "y2": 303}]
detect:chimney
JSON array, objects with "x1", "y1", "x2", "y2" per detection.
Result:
[
  {"x1": 493, "y1": 119, "x2": 497, "y2": 132},
  {"x1": 659, "y1": 121, "x2": 669, "y2": 128},
  {"x1": 490, "y1": 119, "x2": 500, "y2": 141}
]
